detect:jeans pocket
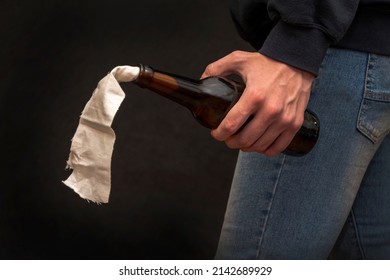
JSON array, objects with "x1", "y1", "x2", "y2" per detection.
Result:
[{"x1": 357, "y1": 53, "x2": 390, "y2": 143}]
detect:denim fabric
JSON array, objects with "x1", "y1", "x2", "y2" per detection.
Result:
[{"x1": 215, "y1": 48, "x2": 390, "y2": 259}]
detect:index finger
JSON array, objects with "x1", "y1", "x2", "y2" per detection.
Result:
[{"x1": 211, "y1": 98, "x2": 253, "y2": 141}]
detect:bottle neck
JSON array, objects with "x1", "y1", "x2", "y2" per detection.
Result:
[
  {"x1": 135, "y1": 64, "x2": 177, "y2": 89},
  {"x1": 134, "y1": 64, "x2": 203, "y2": 108},
  {"x1": 133, "y1": 65, "x2": 319, "y2": 155}
]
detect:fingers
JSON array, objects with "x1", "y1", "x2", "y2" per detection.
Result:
[
  {"x1": 240, "y1": 112, "x2": 304, "y2": 156},
  {"x1": 203, "y1": 51, "x2": 314, "y2": 156},
  {"x1": 210, "y1": 98, "x2": 254, "y2": 141},
  {"x1": 221, "y1": 101, "x2": 304, "y2": 156}
]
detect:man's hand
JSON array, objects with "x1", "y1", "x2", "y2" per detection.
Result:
[{"x1": 201, "y1": 51, "x2": 315, "y2": 156}]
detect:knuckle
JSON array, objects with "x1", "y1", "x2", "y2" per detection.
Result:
[
  {"x1": 225, "y1": 139, "x2": 238, "y2": 149},
  {"x1": 223, "y1": 118, "x2": 239, "y2": 134},
  {"x1": 279, "y1": 114, "x2": 294, "y2": 128},
  {"x1": 225, "y1": 141, "x2": 234, "y2": 149},
  {"x1": 289, "y1": 114, "x2": 304, "y2": 133},
  {"x1": 262, "y1": 144, "x2": 281, "y2": 157},
  {"x1": 226, "y1": 134, "x2": 253, "y2": 150},
  {"x1": 251, "y1": 94, "x2": 265, "y2": 107},
  {"x1": 251, "y1": 142, "x2": 268, "y2": 154},
  {"x1": 237, "y1": 136, "x2": 252, "y2": 148},
  {"x1": 243, "y1": 88, "x2": 265, "y2": 108},
  {"x1": 204, "y1": 63, "x2": 215, "y2": 76},
  {"x1": 292, "y1": 119, "x2": 303, "y2": 132},
  {"x1": 230, "y1": 50, "x2": 244, "y2": 59},
  {"x1": 258, "y1": 145, "x2": 269, "y2": 154},
  {"x1": 267, "y1": 104, "x2": 283, "y2": 119}
]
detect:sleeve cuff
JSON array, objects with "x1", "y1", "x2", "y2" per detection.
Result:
[{"x1": 259, "y1": 20, "x2": 331, "y2": 75}]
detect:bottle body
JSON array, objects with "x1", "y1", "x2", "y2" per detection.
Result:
[{"x1": 134, "y1": 64, "x2": 319, "y2": 156}]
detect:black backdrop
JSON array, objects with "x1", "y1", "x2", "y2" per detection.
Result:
[{"x1": 0, "y1": 0, "x2": 251, "y2": 259}]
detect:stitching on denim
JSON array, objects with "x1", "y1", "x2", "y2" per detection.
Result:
[
  {"x1": 255, "y1": 154, "x2": 286, "y2": 259},
  {"x1": 365, "y1": 53, "x2": 390, "y2": 99},
  {"x1": 350, "y1": 208, "x2": 366, "y2": 259},
  {"x1": 357, "y1": 52, "x2": 377, "y2": 143},
  {"x1": 357, "y1": 53, "x2": 390, "y2": 142},
  {"x1": 365, "y1": 53, "x2": 376, "y2": 93}
]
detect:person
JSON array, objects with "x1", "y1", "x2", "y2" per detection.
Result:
[{"x1": 201, "y1": 0, "x2": 390, "y2": 259}]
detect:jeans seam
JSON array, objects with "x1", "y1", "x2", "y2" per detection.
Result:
[
  {"x1": 350, "y1": 207, "x2": 367, "y2": 259},
  {"x1": 357, "y1": 52, "x2": 377, "y2": 143},
  {"x1": 255, "y1": 154, "x2": 286, "y2": 259}
]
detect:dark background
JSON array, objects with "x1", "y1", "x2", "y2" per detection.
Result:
[{"x1": 0, "y1": 0, "x2": 251, "y2": 259}]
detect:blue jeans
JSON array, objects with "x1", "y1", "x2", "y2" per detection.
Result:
[{"x1": 215, "y1": 48, "x2": 390, "y2": 259}]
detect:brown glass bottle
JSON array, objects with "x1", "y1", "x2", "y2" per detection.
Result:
[{"x1": 134, "y1": 64, "x2": 319, "y2": 156}]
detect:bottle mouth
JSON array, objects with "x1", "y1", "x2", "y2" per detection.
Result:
[
  {"x1": 110, "y1": 65, "x2": 140, "y2": 82},
  {"x1": 136, "y1": 64, "x2": 154, "y2": 81}
]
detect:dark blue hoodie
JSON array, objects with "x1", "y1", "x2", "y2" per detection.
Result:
[{"x1": 230, "y1": 0, "x2": 390, "y2": 75}]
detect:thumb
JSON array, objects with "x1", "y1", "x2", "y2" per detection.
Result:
[
  {"x1": 201, "y1": 62, "x2": 226, "y2": 79},
  {"x1": 201, "y1": 51, "x2": 245, "y2": 79}
]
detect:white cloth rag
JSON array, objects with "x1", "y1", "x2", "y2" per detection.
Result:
[{"x1": 63, "y1": 65, "x2": 140, "y2": 203}]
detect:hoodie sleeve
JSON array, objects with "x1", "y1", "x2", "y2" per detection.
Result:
[{"x1": 260, "y1": 0, "x2": 360, "y2": 75}]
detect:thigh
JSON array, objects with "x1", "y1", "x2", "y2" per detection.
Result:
[
  {"x1": 216, "y1": 49, "x2": 385, "y2": 259},
  {"x1": 331, "y1": 53, "x2": 390, "y2": 259},
  {"x1": 331, "y1": 135, "x2": 390, "y2": 259},
  {"x1": 353, "y1": 135, "x2": 390, "y2": 259}
]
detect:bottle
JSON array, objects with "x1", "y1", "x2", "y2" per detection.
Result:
[{"x1": 133, "y1": 64, "x2": 319, "y2": 156}]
